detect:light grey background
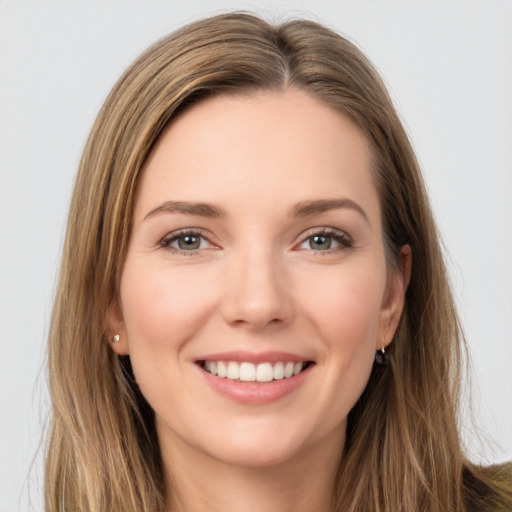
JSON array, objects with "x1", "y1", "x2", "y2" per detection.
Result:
[{"x1": 1, "y1": 1, "x2": 511, "y2": 510}]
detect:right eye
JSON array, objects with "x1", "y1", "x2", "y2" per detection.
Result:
[{"x1": 159, "y1": 230, "x2": 214, "y2": 254}]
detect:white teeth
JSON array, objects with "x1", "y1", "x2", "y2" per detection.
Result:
[
  {"x1": 217, "y1": 361, "x2": 227, "y2": 378},
  {"x1": 273, "y1": 361, "x2": 285, "y2": 380},
  {"x1": 256, "y1": 362, "x2": 274, "y2": 382},
  {"x1": 239, "y1": 362, "x2": 256, "y2": 382},
  {"x1": 203, "y1": 360, "x2": 308, "y2": 382},
  {"x1": 226, "y1": 361, "x2": 239, "y2": 380}
]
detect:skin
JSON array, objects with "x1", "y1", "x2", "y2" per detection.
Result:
[{"x1": 109, "y1": 88, "x2": 411, "y2": 512}]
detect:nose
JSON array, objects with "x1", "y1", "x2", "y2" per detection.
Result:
[{"x1": 220, "y1": 246, "x2": 294, "y2": 331}]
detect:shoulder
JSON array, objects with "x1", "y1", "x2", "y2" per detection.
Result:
[
  {"x1": 468, "y1": 463, "x2": 512, "y2": 512},
  {"x1": 483, "y1": 462, "x2": 512, "y2": 489}
]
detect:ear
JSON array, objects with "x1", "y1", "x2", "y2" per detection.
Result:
[
  {"x1": 377, "y1": 244, "x2": 412, "y2": 349},
  {"x1": 106, "y1": 299, "x2": 130, "y2": 356}
]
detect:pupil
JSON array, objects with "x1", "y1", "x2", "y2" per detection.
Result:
[
  {"x1": 179, "y1": 236, "x2": 199, "y2": 250},
  {"x1": 311, "y1": 235, "x2": 331, "y2": 250}
]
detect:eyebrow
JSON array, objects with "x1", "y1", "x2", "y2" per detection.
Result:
[
  {"x1": 144, "y1": 201, "x2": 226, "y2": 220},
  {"x1": 144, "y1": 197, "x2": 369, "y2": 223},
  {"x1": 289, "y1": 198, "x2": 369, "y2": 224}
]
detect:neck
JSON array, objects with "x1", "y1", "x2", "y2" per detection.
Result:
[{"x1": 161, "y1": 430, "x2": 343, "y2": 512}]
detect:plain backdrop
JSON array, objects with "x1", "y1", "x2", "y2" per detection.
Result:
[{"x1": 1, "y1": 1, "x2": 511, "y2": 510}]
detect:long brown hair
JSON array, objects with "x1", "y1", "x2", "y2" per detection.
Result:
[{"x1": 45, "y1": 12, "x2": 511, "y2": 511}]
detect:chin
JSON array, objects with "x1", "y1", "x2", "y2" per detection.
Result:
[
  {"x1": 192, "y1": 415, "x2": 344, "y2": 469},
  {"x1": 207, "y1": 436, "x2": 305, "y2": 468}
]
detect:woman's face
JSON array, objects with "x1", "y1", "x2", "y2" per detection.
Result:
[{"x1": 110, "y1": 89, "x2": 408, "y2": 468}]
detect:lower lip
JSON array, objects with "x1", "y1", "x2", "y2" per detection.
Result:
[{"x1": 198, "y1": 364, "x2": 313, "y2": 405}]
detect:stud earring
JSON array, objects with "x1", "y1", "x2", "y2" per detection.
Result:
[{"x1": 112, "y1": 334, "x2": 120, "y2": 343}]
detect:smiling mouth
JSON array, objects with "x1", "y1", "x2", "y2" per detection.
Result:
[{"x1": 197, "y1": 360, "x2": 314, "y2": 383}]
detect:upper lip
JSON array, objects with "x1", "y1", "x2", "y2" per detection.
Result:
[{"x1": 195, "y1": 350, "x2": 313, "y2": 364}]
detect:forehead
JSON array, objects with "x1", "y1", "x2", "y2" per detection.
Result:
[{"x1": 136, "y1": 88, "x2": 378, "y2": 222}]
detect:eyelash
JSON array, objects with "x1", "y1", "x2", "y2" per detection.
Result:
[
  {"x1": 296, "y1": 227, "x2": 353, "y2": 254},
  {"x1": 158, "y1": 228, "x2": 215, "y2": 255},
  {"x1": 158, "y1": 227, "x2": 353, "y2": 255}
]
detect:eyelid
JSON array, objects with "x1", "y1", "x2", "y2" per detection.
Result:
[
  {"x1": 294, "y1": 226, "x2": 353, "y2": 251},
  {"x1": 158, "y1": 228, "x2": 219, "y2": 254}
]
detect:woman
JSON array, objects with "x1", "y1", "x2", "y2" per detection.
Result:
[{"x1": 45, "y1": 12, "x2": 511, "y2": 512}]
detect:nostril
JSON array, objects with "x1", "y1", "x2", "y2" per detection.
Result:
[{"x1": 220, "y1": 270, "x2": 294, "y2": 329}]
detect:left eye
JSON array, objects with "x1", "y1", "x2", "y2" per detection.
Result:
[
  {"x1": 307, "y1": 234, "x2": 334, "y2": 250},
  {"x1": 297, "y1": 231, "x2": 351, "y2": 251}
]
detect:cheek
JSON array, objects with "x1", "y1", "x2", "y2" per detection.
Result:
[
  {"x1": 285, "y1": 260, "x2": 387, "y2": 436},
  {"x1": 298, "y1": 259, "x2": 386, "y2": 346},
  {"x1": 119, "y1": 260, "x2": 219, "y2": 359}
]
